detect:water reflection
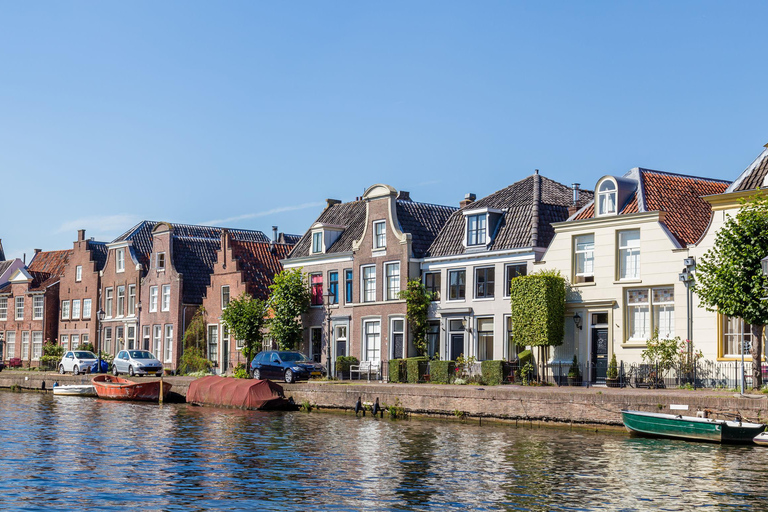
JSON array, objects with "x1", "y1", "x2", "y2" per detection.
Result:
[{"x1": 2, "y1": 391, "x2": 768, "y2": 511}]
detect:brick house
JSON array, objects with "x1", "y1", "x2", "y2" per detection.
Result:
[
  {"x1": 201, "y1": 227, "x2": 294, "y2": 374},
  {"x1": 0, "y1": 249, "x2": 71, "y2": 366},
  {"x1": 58, "y1": 229, "x2": 108, "y2": 351},
  {"x1": 284, "y1": 184, "x2": 456, "y2": 374}
]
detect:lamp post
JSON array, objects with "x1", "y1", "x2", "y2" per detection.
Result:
[
  {"x1": 323, "y1": 288, "x2": 334, "y2": 378},
  {"x1": 679, "y1": 257, "x2": 696, "y2": 389},
  {"x1": 97, "y1": 309, "x2": 105, "y2": 373}
]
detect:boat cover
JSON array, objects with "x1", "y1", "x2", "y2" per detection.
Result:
[{"x1": 186, "y1": 376, "x2": 289, "y2": 410}]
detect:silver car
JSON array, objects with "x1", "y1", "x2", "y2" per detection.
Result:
[
  {"x1": 112, "y1": 350, "x2": 164, "y2": 377},
  {"x1": 59, "y1": 350, "x2": 98, "y2": 375}
]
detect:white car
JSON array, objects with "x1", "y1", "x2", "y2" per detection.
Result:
[{"x1": 59, "y1": 350, "x2": 98, "y2": 375}]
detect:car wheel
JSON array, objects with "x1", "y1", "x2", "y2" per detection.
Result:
[
  {"x1": 284, "y1": 369, "x2": 294, "y2": 384},
  {"x1": 73, "y1": 365, "x2": 80, "y2": 375},
  {"x1": 112, "y1": 365, "x2": 119, "y2": 376},
  {"x1": 59, "y1": 365, "x2": 65, "y2": 375},
  {"x1": 253, "y1": 368, "x2": 261, "y2": 380},
  {"x1": 129, "y1": 366, "x2": 135, "y2": 377}
]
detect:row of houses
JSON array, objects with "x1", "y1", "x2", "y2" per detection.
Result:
[{"x1": 2, "y1": 145, "x2": 767, "y2": 380}]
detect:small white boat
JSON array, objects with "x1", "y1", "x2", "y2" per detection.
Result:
[
  {"x1": 53, "y1": 384, "x2": 98, "y2": 397},
  {"x1": 753, "y1": 432, "x2": 768, "y2": 446}
]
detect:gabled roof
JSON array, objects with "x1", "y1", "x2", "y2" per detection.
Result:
[
  {"x1": 289, "y1": 200, "x2": 367, "y2": 258},
  {"x1": 231, "y1": 241, "x2": 294, "y2": 300},
  {"x1": 88, "y1": 240, "x2": 109, "y2": 271},
  {"x1": 725, "y1": 146, "x2": 768, "y2": 193},
  {"x1": 279, "y1": 233, "x2": 302, "y2": 245},
  {"x1": 572, "y1": 168, "x2": 730, "y2": 247},
  {"x1": 0, "y1": 260, "x2": 13, "y2": 279},
  {"x1": 427, "y1": 174, "x2": 593, "y2": 257},
  {"x1": 27, "y1": 249, "x2": 72, "y2": 290},
  {"x1": 396, "y1": 200, "x2": 457, "y2": 258},
  {"x1": 0, "y1": 239, "x2": 5, "y2": 261}
]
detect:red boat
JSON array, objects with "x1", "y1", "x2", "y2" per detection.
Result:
[{"x1": 92, "y1": 374, "x2": 171, "y2": 402}]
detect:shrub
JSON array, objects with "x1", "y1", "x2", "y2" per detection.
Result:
[
  {"x1": 430, "y1": 360, "x2": 455, "y2": 384},
  {"x1": 80, "y1": 342, "x2": 95, "y2": 353},
  {"x1": 177, "y1": 345, "x2": 213, "y2": 375},
  {"x1": 389, "y1": 359, "x2": 407, "y2": 383},
  {"x1": 335, "y1": 356, "x2": 359, "y2": 374},
  {"x1": 40, "y1": 342, "x2": 64, "y2": 371},
  {"x1": 406, "y1": 357, "x2": 428, "y2": 383},
  {"x1": 233, "y1": 363, "x2": 249, "y2": 379},
  {"x1": 568, "y1": 355, "x2": 581, "y2": 379},
  {"x1": 386, "y1": 398, "x2": 407, "y2": 419},
  {"x1": 481, "y1": 360, "x2": 507, "y2": 386},
  {"x1": 607, "y1": 354, "x2": 618, "y2": 379}
]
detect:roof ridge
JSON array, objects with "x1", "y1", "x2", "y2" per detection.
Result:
[
  {"x1": 397, "y1": 199, "x2": 458, "y2": 211},
  {"x1": 636, "y1": 167, "x2": 731, "y2": 184}
]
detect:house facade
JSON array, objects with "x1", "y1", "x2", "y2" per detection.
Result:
[
  {"x1": 538, "y1": 168, "x2": 729, "y2": 382},
  {"x1": 422, "y1": 172, "x2": 593, "y2": 363},
  {"x1": 284, "y1": 185, "x2": 456, "y2": 374}
]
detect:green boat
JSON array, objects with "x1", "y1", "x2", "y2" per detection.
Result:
[{"x1": 621, "y1": 410, "x2": 765, "y2": 443}]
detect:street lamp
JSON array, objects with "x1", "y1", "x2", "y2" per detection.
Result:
[
  {"x1": 97, "y1": 309, "x2": 105, "y2": 373},
  {"x1": 323, "y1": 288, "x2": 334, "y2": 378}
]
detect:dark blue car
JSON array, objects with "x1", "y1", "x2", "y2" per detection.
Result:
[{"x1": 250, "y1": 351, "x2": 325, "y2": 383}]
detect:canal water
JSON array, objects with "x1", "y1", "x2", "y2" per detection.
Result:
[{"x1": 1, "y1": 391, "x2": 767, "y2": 511}]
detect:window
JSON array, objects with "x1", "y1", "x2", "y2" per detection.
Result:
[
  {"x1": 385, "y1": 262, "x2": 400, "y2": 301},
  {"x1": 427, "y1": 321, "x2": 440, "y2": 358},
  {"x1": 105, "y1": 288, "x2": 113, "y2": 317},
  {"x1": 156, "y1": 252, "x2": 166, "y2": 271},
  {"x1": 72, "y1": 299, "x2": 81, "y2": 320},
  {"x1": 0, "y1": 298, "x2": 6, "y2": 320},
  {"x1": 373, "y1": 221, "x2": 386, "y2": 249},
  {"x1": 475, "y1": 267, "x2": 495, "y2": 299},
  {"x1": 627, "y1": 287, "x2": 674, "y2": 341},
  {"x1": 221, "y1": 285, "x2": 230, "y2": 309},
  {"x1": 116, "y1": 286, "x2": 125, "y2": 316},
  {"x1": 335, "y1": 325, "x2": 347, "y2": 357},
  {"x1": 153, "y1": 325, "x2": 162, "y2": 358},
  {"x1": 574, "y1": 234, "x2": 595, "y2": 284},
  {"x1": 15, "y1": 296, "x2": 24, "y2": 320},
  {"x1": 344, "y1": 269, "x2": 353, "y2": 304},
  {"x1": 149, "y1": 286, "x2": 158, "y2": 312},
  {"x1": 82, "y1": 334, "x2": 89, "y2": 348},
  {"x1": 161, "y1": 285, "x2": 171, "y2": 311},
  {"x1": 364, "y1": 320, "x2": 381, "y2": 362},
  {"x1": 127, "y1": 326, "x2": 135, "y2": 350},
  {"x1": 208, "y1": 325, "x2": 218, "y2": 363},
  {"x1": 223, "y1": 325, "x2": 232, "y2": 352},
  {"x1": 310, "y1": 273, "x2": 323, "y2": 306},
  {"x1": 506, "y1": 316, "x2": 518, "y2": 360},
  {"x1": 71, "y1": 334, "x2": 80, "y2": 350},
  {"x1": 723, "y1": 316, "x2": 759, "y2": 358},
  {"x1": 128, "y1": 285, "x2": 136, "y2": 316},
  {"x1": 618, "y1": 230, "x2": 640, "y2": 280},
  {"x1": 61, "y1": 335, "x2": 69, "y2": 351},
  {"x1": 83, "y1": 299, "x2": 92, "y2": 319},
  {"x1": 32, "y1": 296, "x2": 43, "y2": 320},
  {"x1": 467, "y1": 214, "x2": 487, "y2": 246},
  {"x1": 312, "y1": 232, "x2": 323, "y2": 254},
  {"x1": 164, "y1": 324, "x2": 173, "y2": 362},
  {"x1": 116, "y1": 248, "x2": 125, "y2": 272},
  {"x1": 104, "y1": 328, "x2": 113, "y2": 354},
  {"x1": 477, "y1": 318, "x2": 494, "y2": 361},
  {"x1": 425, "y1": 272, "x2": 441, "y2": 301},
  {"x1": 362, "y1": 265, "x2": 376, "y2": 302},
  {"x1": 504, "y1": 264, "x2": 527, "y2": 297},
  {"x1": 597, "y1": 180, "x2": 617, "y2": 216},
  {"x1": 116, "y1": 326, "x2": 124, "y2": 350},
  {"x1": 21, "y1": 331, "x2": 29, "y2": 360},
  {"x1": 6, "y1": 332, "x2": 15, "y2": 358},
  {"x1": 448, "y1": 269, "x2": 466, "y2": 301},
  {"x1": 328, "y1": 272, "x2": 338, "y2": 304},
  {"x1": 75, "y1": 265, "x2": 82, "y2": 282},
  {"x1": 61, "y1": 300, "x2": 70, "y2": 320},
  {"x1": 32, "y1": 332, "x2": 42, "y2": 360}
]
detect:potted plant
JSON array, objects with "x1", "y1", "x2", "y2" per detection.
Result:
[
  {"x1": 567, "y1": 355, "x2": 582, "y2": 386},
  {"x1": 606, "y1": 353, "x2": 619, "y2": 387}
]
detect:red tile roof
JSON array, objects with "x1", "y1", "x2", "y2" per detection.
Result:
[
  {"x1": 27, "y1": 249, "x2": 72, "y2": 290},
  {"x1": 231, "y1": 241, "x2": 293, "y2": 300}
]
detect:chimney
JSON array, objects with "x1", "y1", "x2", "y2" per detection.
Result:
[
  {"x1": 460, "y1": 193, "x2": 476, "y2": 209},
  {"x1": 397, "y1": 190, "x2": 411, "y2": 201},
  {"x1": 326, "y1": 198, "x2": 341, "y2": 209},
  {"x1": 220, "y1": 229, "x2": 229, "y2": 269},
  {"x1": 272, "y1": 226, "x2": 278, "y2": 242},
  {"x1": 77, "y1": 229, "x2": 86, "y2": 242},
  {"x1": 34, "y1": 248, "x2": 41, "y2": 255},
  {"x1": 571, "y1": 183, "x2": 580, "y2": 205}
]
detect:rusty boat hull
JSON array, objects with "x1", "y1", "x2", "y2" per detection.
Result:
[{"x1": 92, "y1": 374, "x2": 171, "y2": 402}]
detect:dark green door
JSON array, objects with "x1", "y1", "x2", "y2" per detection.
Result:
[{"x1": 592, "y1": 328, "x2": 608, "y2": 383}]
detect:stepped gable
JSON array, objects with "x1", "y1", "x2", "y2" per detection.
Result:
[
  {"x1": 231, "y1": 241, "x2": 294, "y2": 299},
  {"x1": 27, "y1": 249, "x2": 72, "y2": 290},
  {"x1": 428, "y1": 174, "x2": 593, "y2": 257},
  {"x1": 396, "y1": 200, "x2": 457, "y2": 258},
  {"x1": 289, "y1": 200, "x2": 367, "y2": 258}
]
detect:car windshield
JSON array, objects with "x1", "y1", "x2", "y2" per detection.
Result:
[
  {"x1": 75, "y1": 351, "x2": 96, "y2": 359},
  {"x1": 279, "y1": 352, "x2": 309, "y2": 362},
  {"x1": 129, "y1": 351, "x2": 154, "y2": 359}
]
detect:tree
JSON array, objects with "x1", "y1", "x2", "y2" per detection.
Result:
[
  {"x1": 268, "y1": 268, "x2": 311, "y2": 350},
  {"x1": 399, "y1": 279, "x2": 434, "y2": 357},
  {"x1": 178, "y1": 307, "x2": 212, "y2": 375},
  {"x1": 696, "y1": 193, "x2": 768, "y2": 389},
  {"x1": 221, "y1": 293, "x2": 268, "y2": 370}
]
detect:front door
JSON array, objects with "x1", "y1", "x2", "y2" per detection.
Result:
[
  {"x1": 450, "y1": 334, "x2": 464, "y2": 361},
  {"x1": 591, "y1": 327, "x2": 608, "y2": 384},
  {"x1": 311, "y1": 328, "x2": 322, "y2": 363},
  {"x1": 222, "y1": 339, "x2": 229, "y2": 373}
]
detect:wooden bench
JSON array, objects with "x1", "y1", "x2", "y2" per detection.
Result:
[{"x1": 349, "y1": 360, "x2": 381, "y2": 381}]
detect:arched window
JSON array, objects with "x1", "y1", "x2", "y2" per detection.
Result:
[{"x1": 597, "y1": 180, "x2": 617, "y2": 216}]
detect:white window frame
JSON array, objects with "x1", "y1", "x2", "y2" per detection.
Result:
[
  {"x1": 61, "y1": 334, "x2": 69, "y2": 351},
  {"x1": 15, "y1": 296, "x2": 24, "y2": 320},
  {"x1": 626, "y1": 286, "x2": 675, "y2": 342},
  {"x1": 390, "y1": 317, "x2": 405, "y2": 359},
  {"x1": 164, "y1": 324, "x2": 173, "y2": 363},
  {"x1": 71, "y1": 299, "x2": 81, "y2": 320},
  {"x1": 116, "y1": 248, "x2": 125, "y2": 273},
  {"x1": 32, "y1": 295, "x2": 44, "y2": 320},
  {"x1": 105, "y1": 287, "x2": 114, "y2": 318},
  {"x1": 361, "y1": 265, "x2": 376, "y2": 303},
  {"x1": 104, "y1": 327, "x2": 113, "y2": 355},
  {"x1": 385, "y1": 261, "x2": 400, "y2": 301},
  {"x1": 223, "y1": 324, "x2": 232, "y2": 352},
  {"x1": 149, "y1": 286, "x2": 158, "y2": 312},
  {"x1": 618, "y1": 229, "x2": 641, "y2": 280},
  {"x1": 447, "y1": 269, "x2": 466, "y2": 301},
  {"x1": 722, "y1": 316, "x2": 755, "y2": 359},
  {"x1": 6, "y1": 331, "x2": 15, "y2": 358},
  {"x1": 83, "y1": 298, "x2": 92, "y2": 319},
  {"x1": 221, "y1": 285, "x2": 230, "y2": 310},
  {"x1": 128, "y1": 285, "x2": 136, "y2": 316},
  {"x1": 153, "y1": 325, "x2": 162, "y2": 358},
  {"x1": 75, "y1": 265, "x2": 82, "y2": 282},
  {"x1": 116, "y1": 286, "x2": 125, "y2": 317},
  {"x1": 466, "y1": 213, "x2": 487, "y2": 246},
  {"x1": 71, "y1": 333, "x2": 80, "y2": 350},
  {"x1": 476, "y1": 317, "x2": 494, "y2": 361},
  {"x1": 597, "y1": 179, "x2": 617, "y2": 216},
  {"x1": 207, "y1": 324, "x2": 219, "y2": 363},
  {"x1": 0, "y1": 297, "x2": 6, "y2": 321},
  {"x1": 574, "y1": 234, "x2": 595, "y2": 284},
  {"x1": 373, "y1": 220, "x2": 386, "y2": 250},
  {"x1": 363, "y1": 319, "x2": 381, "y2": 362},
  {"x1": 32, "y1": 331, "x2": 43, "y2": 360},
  {"x1": 161, "y1": 285, "x2": 171, "y2": 312},
  {"x1": 21, "y1": 331, "x2": 29, "y2": 360},
  {"x1": 61, "y1": 300, "x2": 70, "y2": 320},
  {"x1": 311, "y1": 231, "x2": 323, "y2": 254},
  {"x1": 156, "y1": 252, "x2": 166, "y2": 271}
]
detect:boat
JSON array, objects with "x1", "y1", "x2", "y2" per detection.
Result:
[
  {"x1": 621, "y1": 409, "x2": 765, "y2": 443},
  {"x1": 186, "y1": 375, "x2": 293, "y2": 410},
  {"x1": 91, "y1": 374, "x2": 171, "y2": 402},
  {"x1": 753, "y1": 432, "x2": 768, "y2": 446},
  {"x1": 53, "y1": 384, "x2": 97, "y2": 397}
]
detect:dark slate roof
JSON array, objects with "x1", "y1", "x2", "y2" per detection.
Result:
[
  {"x1": 427, "y1": 174, "x2": 593, "y2": 257},
  {"x1": 87, "y1": 240, "x2": 108, "y2": 271},
  {"x1": 232, "y1": 241, "x2": 294, "y2": 300},
  {"x1": 279, "y1": 233, "x2": 302, "y2": 245},
  {"x1": 0, "y1": 240, "x2": 5, "y2": 261},
  {"x1": 726, "y1": 147, "x2": 768, "y2": 193},
  {"x1": 28, "y1": 249, "x2": 73, "y2": 290},
  {"x1": 396, "y1": 200, "x2": 457, "y2": 258},
  {"x1": 573, "y1": 168, "x2": 730, "y2": 247},
  {"x1": 289, "y1": 201, "x2": 367, "y2": 258},
  {"x1": 0, "y1": 260, "x2": 13, "y2": 277}
]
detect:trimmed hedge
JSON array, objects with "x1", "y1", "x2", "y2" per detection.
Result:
[
  {"x1": 430, "y1": 360, "x2": 455, "y2": 384},
  {"x1": 509, "y1": 271, "x2": 565, "y2": 348},
  {"x1": 406, "y1": 357, "x2": 428, "y2": 383},
  {"x1": 518, "y1": 349, "x2": 533, "y2": 368},
  {"x1": 481, "y1": 360, "x2": 508, "y2": 386},
  {"x1": 335, "y1": 356, "x2": 359, "y2": 374},
  {"x1": 389, "y1": 359, "x2": 407, "y2": 383}
]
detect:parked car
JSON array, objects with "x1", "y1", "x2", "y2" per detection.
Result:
[
  {"x1": 250, "y1": 350, "x2": 325, "y2": 383},
  {"x1": 59, "y1": 351, "x2": 98, "y2": 375},
  {"x1": 112, "y1": 350, "x2": 164, "y2": 377}
]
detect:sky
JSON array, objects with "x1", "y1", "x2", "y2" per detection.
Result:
[{"x1": 2, "y1": 1, "x2": 768, "y2": 261}]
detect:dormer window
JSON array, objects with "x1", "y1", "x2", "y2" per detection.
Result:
[
  {"x1": 597, "y1": 180, "x2": 617, "y2": 216},
  {"x1": 467, "y1": 214, "x2": 487, "y2": 246},
  {"x1": 373, "y1": 221, "x2": 386, "y2": 249},
  {"x1": 312, "y1": 232, "x2": 323, "y2": 254},
  {"x1": 156, "y1": 252, "x2": 166, "y2": 271},
  {"x1": 116, "y1": 248, "x2": 125, "y2": 272}
]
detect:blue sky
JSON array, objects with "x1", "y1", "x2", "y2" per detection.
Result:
[{"x1": 2, "y1": 1, "x2": 767, "y2": 260}]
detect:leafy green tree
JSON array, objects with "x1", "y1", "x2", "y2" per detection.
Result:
[
  {"x1": 268, "y1": 268, "x2": 311, "y2": 350},
  {"x1": 696, "y1": 193, "x2": 768, "y2": 388},
  {"x1": 221, "y1": 292, "x2": 268, "y2": 370},
  {"x1": 399, "y1": 279, "x2": 434, "y2": 357},
  {"x1": 179, "y1": 307, "x2": 212, "y2": 375},
  {"x1": 40, "y1": 340, "x2": 64, "y2": 371}
]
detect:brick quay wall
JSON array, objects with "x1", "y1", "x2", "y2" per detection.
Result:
[{"x1": 4, "y1": 371, "x2": 767, "y2": 427}]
